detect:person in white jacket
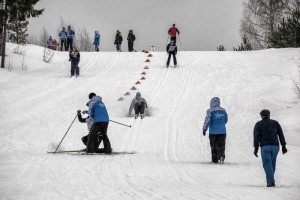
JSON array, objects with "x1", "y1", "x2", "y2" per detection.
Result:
[{"x1": 128, "y1": 92, "x2": 148, "y2": 119}]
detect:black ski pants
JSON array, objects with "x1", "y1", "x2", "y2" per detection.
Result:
[
  {"x1": 82, "y1": 134, "x2": 102, "y2": 150},
  {"x1": 167, "y1": 52, "x2": 177, "y2": 66},
  {"x1": 70, "y1": 59, "x2": 79, "y2": 76},
  {"x1": 134, "y1": 102, "x2": 145, "y2": 115},
  {"x1": 60, "y1": 40, "x2": 66, "y2": 51},
  {"x1": 209, "y1": 134, "x2": 226, "y2": 163},
  {"x1": 87, "y1": 122, "x2": 111, "y2": 153},
  {"x1": 66, "y1": 38, "x2": 73, "y2": 51},
  {"x1": 170, "y1": 37, "x2": 176, "y2": 43},
  {"x1": 128, "y1": 41, "x2": 134, "y2": 52}
]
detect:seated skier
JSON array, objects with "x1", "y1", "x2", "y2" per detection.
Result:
[
  {"x1": 128, "y1": 92, "x2": 148, "y2": 119},
  {"x1": 77, "y1": 110, "x2": 106, "y2": 153}
]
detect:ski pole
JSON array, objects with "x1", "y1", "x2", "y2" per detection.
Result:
[
  {"x1": 110, "y1": 120, "x2": 131, "y2": 128},
  {"x1": 178, "y1": 35, "x2": 182, "y2": 45},
  {"x1": 54, "y1": 114, "x2": 78, "y2": 154}
]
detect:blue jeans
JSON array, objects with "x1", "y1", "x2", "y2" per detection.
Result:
[
  {"x1": 71, "y1": 59, "x2": 79, "y2": 76},
  {"x1": 116, "y1": 44, "x2": 121, "y2": 51},
  {"x1": 261, "y1": 145, "x2": 279, "y2": 184}
]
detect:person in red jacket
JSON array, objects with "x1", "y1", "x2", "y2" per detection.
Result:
[{"x1": 168, "y1": 24, "x2": 180, "y2": 44}]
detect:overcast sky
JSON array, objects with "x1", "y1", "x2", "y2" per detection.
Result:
[{"x1": 28, "y1": 0, "x2": 244, "y2": 51}]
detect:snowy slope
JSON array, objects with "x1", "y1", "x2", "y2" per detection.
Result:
[{"x1": 0, "y1": 43, "x2": 300, "y2": 200}]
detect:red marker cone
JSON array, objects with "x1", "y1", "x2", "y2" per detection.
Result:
[
  {"x1": 124, "y1": 92, "x2": 130, "y2": 95},
  {"x1": 131, "y1": 86, "x2": 137, "y2": 90},
  {"x1": 147, "y1": 54, "x2": 153, "y2": 57},
  {"x1": 145, "y1": 59, "x2": 150, "y2": 62},
  {"x1": 144, "y1": 66, "x2": 149, "y2": 69},
  {"x1": 141, "y1": 71, "x2": 146, "y2": 75},
  {"x1": 141, "y1": 77, "x2": 146, "y2": 80},
  {"x1": 144, "y1": 50, "x2": 149, "y2": 53},
  {"x1": 135, "y1": 81, "x2": 141, "y2": 84}
]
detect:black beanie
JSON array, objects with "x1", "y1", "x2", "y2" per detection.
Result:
[
  {"x1": 89, "y1": 92, "x2": 96, "y2": 99},
  {"x1": 260, "y1": 109, "x2": 270, "y2": 117}
]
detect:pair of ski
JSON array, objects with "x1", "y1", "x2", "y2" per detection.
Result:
[{"x1": 47, "y1": 149, "x2": 135, "y2": 155}]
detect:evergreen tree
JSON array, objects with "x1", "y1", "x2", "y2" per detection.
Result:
[
  {"x1": 233, "y1": 36, "x2": 253, "y2": 51},
  {"x1": 0, "y1": 0, "x2": 44, "y2": 68},
  {"x1": 7, "y1": 18, "x2": 29, "y2": 45},
  {"x1": 269, "y1": 11, "x2": 300, "y2": 48}
]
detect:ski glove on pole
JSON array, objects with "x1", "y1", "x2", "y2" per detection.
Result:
[
  {"x1": 254, "y1": 147, "x2": 259, "y2": 157},
  {"x1": 282, "y1": 145, "x2": 288, "y2": 154},
  {"x1": 82, "y1": 110, "x2": 88, "y2": 114},
  {"x1": 203, "y1": 130, "x2": 206, "y2": 136}
]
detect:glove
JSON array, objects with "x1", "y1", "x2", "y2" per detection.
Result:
[
  {"x1": 77, "y1": 110, "x2": 81, "y2": 115},
  {"x1": 69, "y1": 58, "x2": 71, "y2": 61},
  {"x1": 82, "y1": 110, "x2": 88, "y2": 114},
  {"x1": 254, "y1": 147, "x2": 259, "y2": 157},
  {"x1": 282, "y1": 145, "x2": 287, "y2": 154},
  {"x1": 203, "y1": 130, "x2": 206, "y2": 136}
]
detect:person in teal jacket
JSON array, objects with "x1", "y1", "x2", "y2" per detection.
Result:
[{"x1": 203, "y1": 97, "x2": 228, "y2": 163}]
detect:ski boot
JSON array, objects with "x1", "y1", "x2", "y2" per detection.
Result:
[{"x1": 134, "y1": 114, "x2": 138, "y2": 119}]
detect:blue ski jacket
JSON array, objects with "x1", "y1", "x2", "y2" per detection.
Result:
[
  {"x1": 58, "y1": 31, "x2": 67, "y2": 40},
  {"x1": 67, "y1": 29, "x2": 75, "y2": 39},
  {"x1": 94, "y1": 33, "x2": 100, "y2": 45},
  {"x1": 87, "y1": 96, "x2": 109, "y2": 122},
  {"x1": 203, "y1": 97, "x2": 228, "y2": 134}
]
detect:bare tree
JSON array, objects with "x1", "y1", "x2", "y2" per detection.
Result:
[
  {"x1": 39, "y1": 26, "x2": 49, "y2": 47},
  {"x1": 240, "y1": 0, "x2": 288, "y2": 49},
  {"x1": 77, "y1": 26, "x2": 93, "y2": 52},
  {"x1": 27, "y1": 34, "x2": 39, "y2": 45}
]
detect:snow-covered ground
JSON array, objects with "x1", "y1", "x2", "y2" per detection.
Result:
[{"x1": 0, "y1": 43, "x2": 300, "y2": 200}]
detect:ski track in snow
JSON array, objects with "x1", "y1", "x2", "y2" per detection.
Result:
[{"x1": 0, "y1": 44, "x2": 300, "y2": 200}]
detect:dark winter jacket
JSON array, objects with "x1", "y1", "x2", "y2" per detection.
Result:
[
  {"x1": 78, "y1": 113, "x2": 94, "y2": 131},
  {"x1": 127, "y1": 32, "x2": 136, "y2": 42},
  {"x1": 203, "y1": 97, "x2": 228, "y2": 134},
  {"x1": 166, "y1": 44, "x2": 177, "y2": 54},
  {"x1": 69, "y1": 50, "x2": 80, "y2": 61},
  {"x1": 253, "y1": 118, "x2": 286, "y2": 148},
  {"x1": 87, "y1": 96, "x2": 109, "y2": 122},
  {"x1": 114, "y1": 33, "x2": 123, "y2": 44},
  {"x1": 94, "y1": 33, "x2": 100, "y2": 45}
]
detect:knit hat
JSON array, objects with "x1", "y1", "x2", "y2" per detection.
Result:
[
  {"x1": 136, "y1": 92, "x2": 141, "y2": 97},
  {"x1": 89, "y1": 92, "x2": 96, "y2": 99},
  {"x1": 260, "y1": 109, "x2": 270, "y2": 117}
]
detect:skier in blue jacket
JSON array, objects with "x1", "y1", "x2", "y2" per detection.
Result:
[
  {"x1": 58, "y1": 27, "x2": 67, "y2": 51},
  {"x1": 93, "y1": 31, "x2": 100, "y2": 52},
  {"x1": 86, "y1": 93, "x2": 112, "y2": 154},
  {"x1": 203, "y1": 97, "x2": 228, "y2": 163},
  {"x1": 66, "y1": 25, "x2": 75, "y2": 51}
]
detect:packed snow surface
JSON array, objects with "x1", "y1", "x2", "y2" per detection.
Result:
[{"x1": 0, "y1": 43, "x2": 300, "y2": 200}]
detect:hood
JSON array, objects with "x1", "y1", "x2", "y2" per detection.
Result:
[
  {"x1": 86, "y1": 96, "x2": 102, "y2": 106},
  {"x1": 210, "y1": 97, "x2": 220, "y2": 108}
]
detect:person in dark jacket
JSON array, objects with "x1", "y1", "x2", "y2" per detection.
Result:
[
  {"x1": 253, "y1": 109, "x2": 287, "y2": 187},
  {"x1": 66, "y1": 25, "x2": 75, "y2": 51},
  {"x1": 128, "y1": 92, "x2": 148, "y2": 119},
  {"x1": 168, "y1": 24, "x2": 180, "y2": 44},
  {"x1": 114, "y1": 30, "x2": 123, "y2": 51},
  {"x1": 127, "y1": 30, "x2": 136, "y2": 52},
  {"x1": 166, "y1": 41, "x2": 177, "y2": 68},
  {"x1": 58, "y1": 27, "x2": 67, "y2": 51},
  {"x1": 47, "y1": 36, "x2": 53, "y2": 49},
  {"x1": 86, "y1": 93, "x2": 112, "y2": 154},
  {"x1": 203, "y1": 97, "x2": 228, "y2": 164},
  {"x1": 69, "y1": 45, "x2": 80, "y2": 77}
]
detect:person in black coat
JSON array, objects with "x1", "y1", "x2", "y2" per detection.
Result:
[
  {"x1": 253, "y1": 109, "x2": 287, "y2": 187},
  {"x1": 127, "y1": 30, "x2": 136, "y2": 52},
  {"x1": 114, "y1": 30, "x2": 123, "y2": 51},
  {"x1": 69, "y1": 46, "x2": 80, "y2": 77},
  {"x1": 166, "y1": 41, "x2": 177, "y2": 68}
]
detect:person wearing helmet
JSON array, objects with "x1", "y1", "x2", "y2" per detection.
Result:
[{"x1": 128, "y1": 92, "x2": 148, "y2": 119}]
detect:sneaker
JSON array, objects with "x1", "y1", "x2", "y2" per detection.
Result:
[
  {"x1": 141, "y1": 114, "x2": 144, "y2": 119},
  {"x1": 267, "y1": 183, "x2": 275, "y2": 187}
]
